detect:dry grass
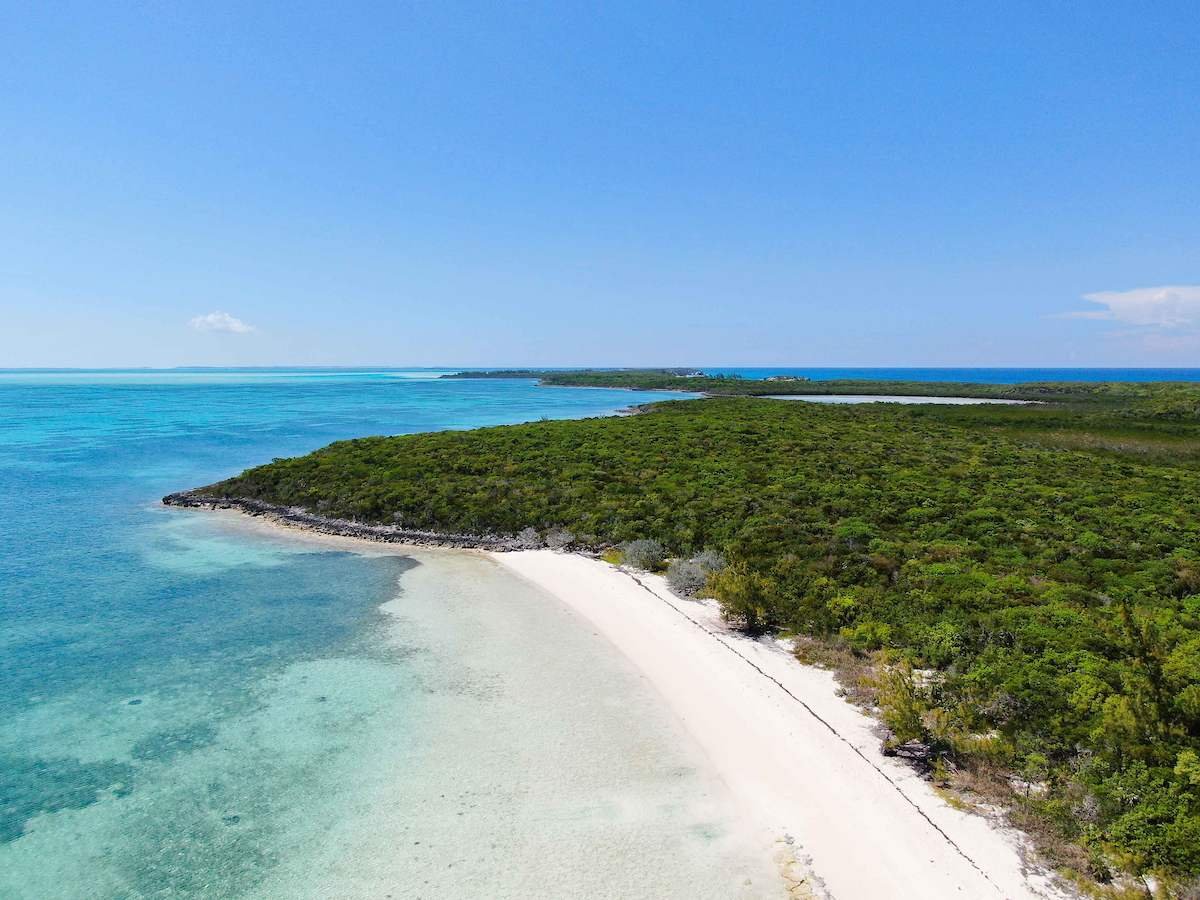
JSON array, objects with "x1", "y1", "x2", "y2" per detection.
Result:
[{"x1": 791, "y1": 635, "x2": 879, "y2": 708}]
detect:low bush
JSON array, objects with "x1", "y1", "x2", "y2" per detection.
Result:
[
  {"x1": 666, "y1": 549, "x2": 727, "y2": 596},
  {"x1": 600, "y1": 547, "x2": 624, "y2": 566},
  {"x1": 692, "y1": 549, "x2": 727, "y2": 573},
  {"x1": 622, "y1": 538, "x2": 665, "y2": 571},
  {"x1": 666, "y1": 558, "x2": 707, "y2": 595}
]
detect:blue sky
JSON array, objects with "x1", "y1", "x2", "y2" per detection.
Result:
[{"x1": 2, "y1": 2, "x2": 1197, "y2": 367}]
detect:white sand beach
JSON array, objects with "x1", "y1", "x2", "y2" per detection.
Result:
[
  {"x1": 493, "y1": 550, "x2": 1072, "y2": 900},
  {"x1": 196, "y1": 509, "x2": 1072, "y2": 898}
]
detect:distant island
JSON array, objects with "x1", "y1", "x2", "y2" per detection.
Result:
[
  {"x1": 166, "y1": 372, "x2": 1200, "y2": 893},
  {"x1": 443, "y1": 367, "x2": 1200, "y2": 410}
]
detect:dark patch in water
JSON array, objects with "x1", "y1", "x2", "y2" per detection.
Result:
[
  {"x1": 130, "y1": 722, "x2": 218, "y2": 762},
  {"x1": 0, "y1": 754, "x2": 135, "y2": 843}
]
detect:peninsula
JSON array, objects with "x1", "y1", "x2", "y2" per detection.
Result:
[{"x1": 166, "y1": 373, "x2": 1200, "y2": 895}]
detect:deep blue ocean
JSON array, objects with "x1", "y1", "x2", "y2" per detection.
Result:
[
  {"x1": 1, "y1": 365, "x2": 1192, "y2": 897},
  {"x1": 704, "y1": 367, "x2": 1200, "y2": 383}
]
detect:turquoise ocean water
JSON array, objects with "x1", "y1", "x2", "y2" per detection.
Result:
[{"x1": 3, "y1": 371, "x2": 796, "y2": 899}]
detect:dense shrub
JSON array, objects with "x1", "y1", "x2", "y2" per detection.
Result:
[
  {"x1": 709, "y1": 564, "x2": 782, "y2": 634},
  {"x1": 666, "y1": 550, "x2": 727, "y2": 596},
  {"x1": 666, "y1": 559, "x2": 707, "y2": 595},
  {"x1": 622, "y1": 539, "x2": 665, "y2": 571},
  {"x1": 692, "y1": 549, "x2": 727, "y2": 573}
]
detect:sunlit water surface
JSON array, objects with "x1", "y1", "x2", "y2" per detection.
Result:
[{"x1": 1, "y1": 371, "x2": 783, "y2": 899}]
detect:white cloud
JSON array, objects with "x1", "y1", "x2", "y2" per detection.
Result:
[
  {"x1": 1060, "y1": 285, "x2": 1200, "y2": 329},
  {"x1": 189, "y1": 311, "x2": 256, "y2": 334}
]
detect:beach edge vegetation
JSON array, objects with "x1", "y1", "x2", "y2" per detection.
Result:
[{"x1": 172, "y1": 377, "x2": 1200, "y2": 893}]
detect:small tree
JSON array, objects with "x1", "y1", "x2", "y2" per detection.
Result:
[
  {"x1": 874, "y1": 664, "x2": 927, "y2": 750},
  {"x1": 622, "y1": 539, "x2": 665, "y2": 571},
  {"x1": 710, "y1": 564, "x2": 779, "y2": 634}
]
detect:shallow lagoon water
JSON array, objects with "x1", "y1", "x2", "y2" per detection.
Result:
[
  {"x1": 0, "y1": 371, "x2": 780, "y2": 899},
  {"x1": 764, "y1": 394, "x2": 1030, "y2": 405}
]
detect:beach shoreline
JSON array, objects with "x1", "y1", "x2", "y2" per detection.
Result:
[
  {"x1": 492, "y1": 550, "x2": 1069, "y2": 900},
  {"x1": 168, "y1": 500, "x2": 1072, "y2": 899},
  {"x1": 162, "y1": 492, "x2": 532, "y2": 550}
]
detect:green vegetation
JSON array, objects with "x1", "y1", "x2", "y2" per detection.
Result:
[
  {"x1": 191, "y1": 388, "x2": 1200, "y2": 889},
  {"x1": 621, "y1": 538, "x2": 666, "y2": 571},
  {"x1": 666, "y1": 549, "x2": 727, "y2": 596}
]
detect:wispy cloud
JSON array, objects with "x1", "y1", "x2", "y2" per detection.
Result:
[
  {"x1": 1058, "y1": 285, "x2": 1200, "y2": 328},
  {"x1": 189, "y1": 311, "x2": 256, "y2": 334}
]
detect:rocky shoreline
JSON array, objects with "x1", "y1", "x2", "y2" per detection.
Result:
[{"x1": 161, "y1": 491, "x2": 533, "y2": 551}]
